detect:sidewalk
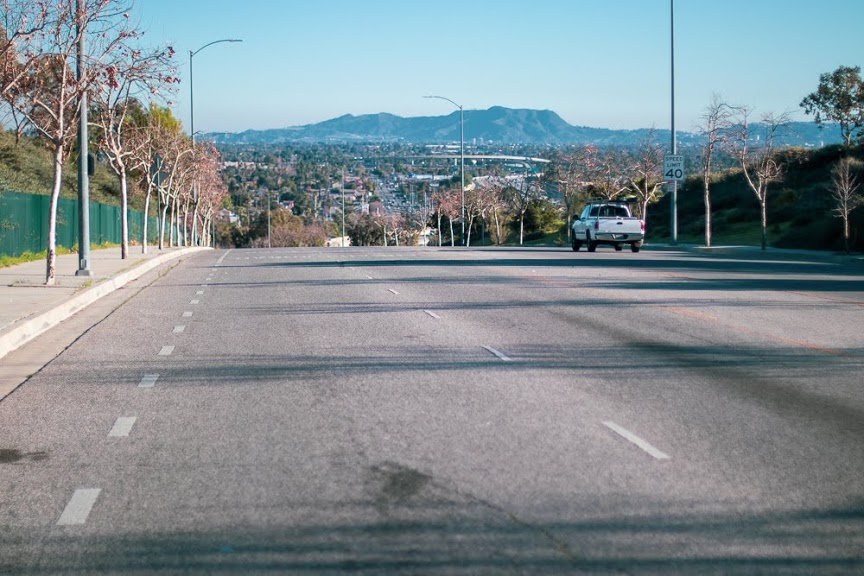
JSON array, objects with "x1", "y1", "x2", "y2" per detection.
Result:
[{"x1": 0, "y1": 245, "x2": 208, "y2": 362}]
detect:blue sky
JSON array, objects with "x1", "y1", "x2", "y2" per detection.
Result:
[{"x1": 132, "y1": 0, "x2": 863, "y2": 135}]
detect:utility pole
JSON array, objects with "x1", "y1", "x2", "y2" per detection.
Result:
[
  {"x1": 669, "y1": 0, "x2": 678, "y2": 245},
  {"x1": 341, "y1": 167, "x2": 346, "y2": 247},
  {"x1": 75, "y1": 0, "x2": 91, "y2": 277}
]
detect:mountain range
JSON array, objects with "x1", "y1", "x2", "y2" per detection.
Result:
[{"x1": 206, "y1": 106, "x2": 843, "y2": 148}]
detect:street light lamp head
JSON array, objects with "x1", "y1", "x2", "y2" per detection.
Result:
[
  {"x1": 423, "y1": 94, "x2": 466, "y2": 245},
  {"x1": 191, "y1": 38, "x2": 243, "y2": 58}
]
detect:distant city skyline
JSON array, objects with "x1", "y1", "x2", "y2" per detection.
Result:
[{"x1": 132, "y1": 0, "x2": 863, "y2": 135}]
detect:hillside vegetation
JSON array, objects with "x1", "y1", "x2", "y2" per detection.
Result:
[
  {"x1": 0, "y1": 131, "x2": 136, "y2": 209},
  {"x1": 646, "y1": 144, "x2": 864, "y2": 252}
]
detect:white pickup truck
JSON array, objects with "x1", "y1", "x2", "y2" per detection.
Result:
[{"x1": 571, "y1": 201, "x2": 645, "y2": 253}]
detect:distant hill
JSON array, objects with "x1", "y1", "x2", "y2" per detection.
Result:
[{"x1": 205, "y1": 106, "x2": 844, "y2": 148}]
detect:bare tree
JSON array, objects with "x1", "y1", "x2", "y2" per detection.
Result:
[
  {"x1": 0, "y1": 1, "x2": 49, "y2": 106},
  {"x1": 624, "y1": 129, "x2": 665, "y2": 221},
  {"x1": 586, "y1": 148, "x2": 627, "y2": 201},
  {"x1": 93, "y1": 38, "x2": 177, "y2": 259},
  {"x1": 830, "y1": 158, "x2": 862, "y2": 253},
  {"x1": 697, "y1": 95, "x2": 736, "y2": 247},
  {"x1": 473, "y1": 175, "x2": 511, "y2": 245},
  {"x1": 550, "y1": 145, "x2": 597, "y2": 240},
  {"x1": 431, "y1": 187, "x2": 459, "y2": 246},
  {"x1": 505, "y1": 167, "x2": 542, "y2": 246},
  {"x1": 6, "y1": 0, "x2": 138, "y2": 284},
  {"x1": 732, "y1": 109, "x2": 791, "y2": 250}
]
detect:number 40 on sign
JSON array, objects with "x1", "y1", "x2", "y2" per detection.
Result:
[{"x1": 663, "y1": 155, "x2": 685, "y2": 181}]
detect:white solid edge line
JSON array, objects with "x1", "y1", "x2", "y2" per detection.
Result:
[
  {"x1": 483, "y1": 346, "x2": 513, "y2": 362},
  {"x1": 139, "y1": 374, "x2": 159, "y2": 388},
  {"x1": 108, "y1": 417, "x2": 137, "y2": 437},
  {"x1": 603, "y1": 421, "x2": 671, "y2": 460},
  {"x1": 424, "y1": 310, "x2": 440, "y2": 319},
  {"x1": 57, "y1": 488, "x2": 101, "y2": 525}
]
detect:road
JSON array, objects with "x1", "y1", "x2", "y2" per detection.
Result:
[{"x1": 1, "y1": 246, "x2": 863, "y2": 574}]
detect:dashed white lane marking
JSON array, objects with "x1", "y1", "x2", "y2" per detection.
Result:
[
  {"x1": 388, "y1": 289, "x2": 399, "y2": 295},
  {"x1": 158, "y1": 346, "x2": 174, "y2": 356},
  {"x1": 173, "y1": 325, "x2": 185, "y2": 333},
  {"x1": 424, "y1": 310, "x2": 440, "y2": 319},
  {"x1": 201, "y1": 284, "x2": 208, "y2": 287},
  {"x1": 483, "y1": 346, "x2": 513, "y2": 362},
  {"x1": 367, "y1": 275, "x2": 374, "y2": 280},
  {"x1": 196, "y1": 290, "x2": 204, "y2": 295},
  {"x1": 216, "y1": 250, "x2": 231, "y2": 266},
  {"x1": 108, "y1": 417, "x2": 137, "y2": 437},
  {"x1": 603, "y1": 421, "x2": 671, "y2": 460},
  {"x1": 138, "y1": 374, "x2": 159, "y2": 388},
  {"x1": 57, "y1": 489, "x2": 101, "y2": 525},
  {"x1": 182, "y1": 311, "x2": 193, "y2": 318},
  {"x1": 190, "y1": 299, "x2": 200, "y2": 304}
]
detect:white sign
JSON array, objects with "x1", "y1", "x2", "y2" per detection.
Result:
[{"x1": 663, "y1": 155, "x2": 685, "y2": 181}]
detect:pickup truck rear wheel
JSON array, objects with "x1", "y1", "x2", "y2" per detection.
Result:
[
  {"x1": 631, "y1": 241, "x2": 642, "y2": 253},
  {"x1": 571, "y1": 239, "x2": 582, "y2": 252},
  {"x1": 586, "y1": 234, "x2": 597, "y2": 252},
  {"x1": 614, "y1": 244, "x2": 623, "y2": 251}
]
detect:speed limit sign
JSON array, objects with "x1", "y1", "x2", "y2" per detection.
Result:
[{"x1": 664, "y1": 155, "x2": 685, "y2": 181}]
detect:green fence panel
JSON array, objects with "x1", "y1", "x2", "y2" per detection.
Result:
[{"x1": 0, "y1": 190, "x2": 159, "y2": 258}]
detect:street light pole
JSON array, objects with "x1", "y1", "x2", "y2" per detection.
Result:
[
  {"x1": 190, "y1": 38, "x2": 241, "y2": 246},
  {"x1": 669, "y1": 0, "x2": 678, "y2": 245},
  {"x1": 424, "y1": 95, "x2": 465, "y2": 246},
  {"x1": 75, "y1": 0, "x2": 91, "y2": 277},
  {"x1": 342, "y1": 167, "x2": 346, "y2": 247}
]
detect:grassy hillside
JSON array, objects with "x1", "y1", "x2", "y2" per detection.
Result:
[
  {"x1": 0, "y1": 131, "x2": 139, "y2": 209},
  {"x1": 647, "y1": 144, "x2": 864, "y2": 252}
]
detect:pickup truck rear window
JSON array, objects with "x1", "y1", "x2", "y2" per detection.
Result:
[{"x1": 599, "y1": 206, "x2": 629, "y2": 218}]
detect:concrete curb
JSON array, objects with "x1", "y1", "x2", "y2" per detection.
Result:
[{"x1": 0, "y1": 247, "x2": 208, "y2": 361}]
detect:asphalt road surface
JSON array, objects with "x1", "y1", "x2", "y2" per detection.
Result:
[{"x1": 1, "y1": 246, "x2": 863, "y2": 575}]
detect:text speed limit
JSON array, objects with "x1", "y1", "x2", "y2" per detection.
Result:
[{"x1": 663, "y1": 155, "x2": 685, "y2": 181}]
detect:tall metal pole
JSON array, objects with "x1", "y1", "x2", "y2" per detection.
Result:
[
  {"x1": 670, "y1": 0, "x2": 678, "y2": 245},
  {"x1": 189, "y1": 38, "x2": 242, "y2": 247},
  {"x1": 341, "y1": 167, "x2": 346, "y2": 247},
  {"x1": 460, "y1": 105, "x2": 465, "y2": 246},
  {"x1": 75, "y1": 0, "x2": 91, "y2": 277},
  {"x1": 424, "y1": 95, "x2": 465, "y2": 246}
]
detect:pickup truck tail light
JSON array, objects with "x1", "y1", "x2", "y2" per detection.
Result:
[
  {"x1": 641, "y1": 221, "x2": 645, "y2": 232},
  {"x1": 593, "y1": 221, "x2": 599, "y2": 230}
]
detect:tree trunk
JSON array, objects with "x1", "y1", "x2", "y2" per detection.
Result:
[
  {"x1": 120, "y1": 170, "x2": 129, "y2": 259},
  {"x1": 449, "y1": 219, "x2": 454, "y2": 247},
  {"x1": 519, "y1": 212, "x2": 525, "y2": 245},
  {"x1": 843, "y1": 214, "x2": 850, "y2": 253},
  {"x1": 143, "y1": 184, "x2": 152, "y2": 254},
  {"x1": 703, "y1": 175, "x2": 712, "y2": 248},
  {"x1": 494, "y1": 208, "x2": 501, "y2": 246},
  {"x1": 466, "y1": 215, "x2": 475, "y2": 247},
  {"x1": 159, "y1": 196, "x2": 169, "y2": 250},
  {"x1": 760, "y1": 195, "x2": 768, "y2": 251},
  {"x1": 170, "y1": 199, "x2": 177, "y2": 247},
  {"x1": 45, "y1": 145, "x2": 64, "y2": 285}
]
